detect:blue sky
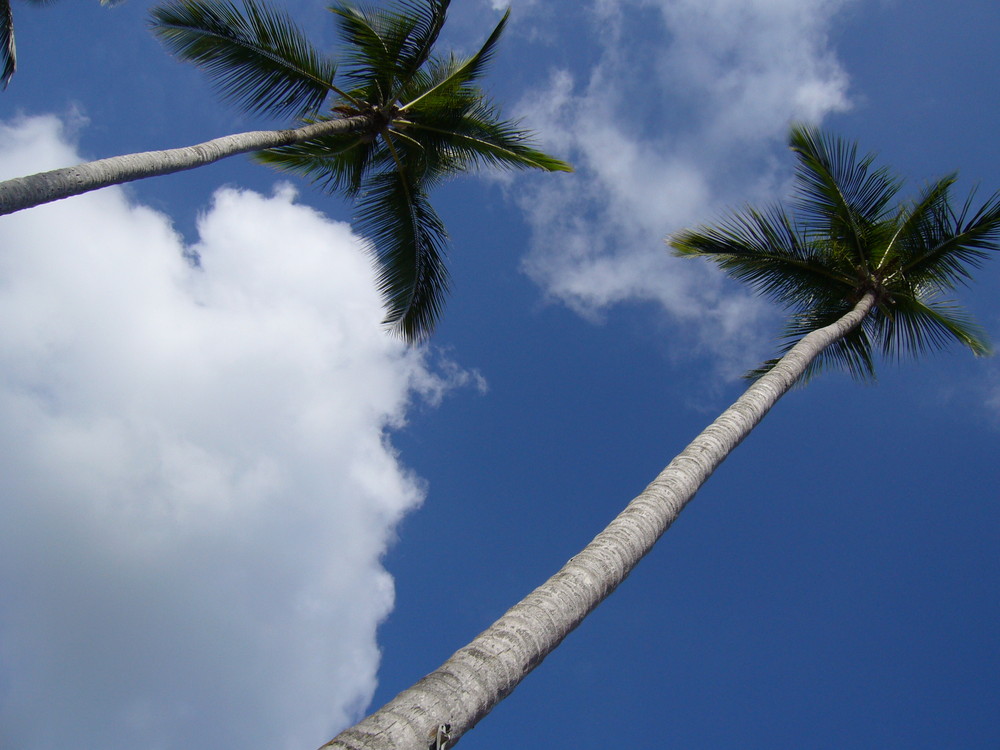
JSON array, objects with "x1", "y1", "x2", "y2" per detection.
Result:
[{"x1": 1, "y1": 1, "x2": 998, "y2": 749}]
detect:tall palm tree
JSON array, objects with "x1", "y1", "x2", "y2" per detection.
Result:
[
  {"x1": 0, "y1": 0, "x2": 570, "y2": 341},
  {"x1": 319, "y1": 126, "x2": 1000, "y2": 750},
  {"x1": 1, "y1": 0, "x2": 125, "y2": 89}
]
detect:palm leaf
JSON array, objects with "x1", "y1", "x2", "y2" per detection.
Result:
[
  {"x1": 398, "y1": 96, "x2": 572, "y2": 173},
  {"x1": 254, "y1": 121, "x2": 390, "y2": 195},
  {"x1": 671, "y1": 206, "x2": 855, "y2": 311},
  {"x1": 151, "y1": 0, "x2": 337, "y2": 118},
  {"x1": 873, "y1": 293, "x2": 992, "y2": 360},
  {"x1": 895, "y1": 188, "x2": 1000, "y2": 291},
  {"x1": 1, "y1": 0, "x2": 14, "y2": 90},
  {"x1": 355, "y1": 169, "x2": 450, "y2": 341},
  {"x1": 391, "y1": 0, "x2": 448, "y2": 81},
  {"x1": 399, "y1": 9, "x2": 509, "y2": 113},
  {"x1": 789, "y1": 125, "x2": 901, "y2": 268},
  {"x1": 329, "y1": 3, "x2": 402, "y2": 103},
  {"x1": 873, "y1": 174, "x2": 955, "y2": 272}
]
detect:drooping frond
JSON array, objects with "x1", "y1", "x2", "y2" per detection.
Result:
[
  {"x1": 254, "y1": 119, "x2": 391, "y2": 194},
  {"x1": 151, "y1": 0, "x2": 337, "y2": 118},
  {"x1": 355, "y1": 168, "x2": 450, "y2": 341},
  {"x1": 746, "y1": 302, "x2": 877, "y2": 384},
  {"x1": 1, "y1": 0, "x2": 15, "y2": 90},
  {"x1": 873, "y1": 292, "x2": 992, "y2": 361}
]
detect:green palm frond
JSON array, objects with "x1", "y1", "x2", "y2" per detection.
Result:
[
  {"x1": 873, "y1": 174, "x2": 955, "y2": 272},
  {"x1": 399, "y1": 9, "x2": 508, "y2": 113},
  {"x1": 151, "y1": 0, "x2": 337, "y2": 118},
  {"x1": 673, "y1": 125, "x2": 1000, "y2": 381},
  {"x1": 398, "y1": 97, "x2": 572, "y2": 173},
  {"x1": 330, "y1": 0, "x2": 449, "y2": 103},
  {"x1": 789, "y1": 124, "x2": 901, "y2": 266},
  {"x1": 254, "y1": 121, "x2": 391, "y2": 194},
  {"x1": 895, "y1": 188, "x2": 1000, "y2": 291},
  {"x1": 390, "y1": 0, "x2": 448, "y2": 81},
  {"x1": 671, "y1": 205, "x2": 854, "y2": 311},
  {"x1": 355, "y1": 169, "x2": 450, "y2": 341},
  {"x1": 873, "y1": 293, "x2": 992, "y2": 361},
  {"x1": 747, "y1": 302, "x2": 877, "y2": 383}
]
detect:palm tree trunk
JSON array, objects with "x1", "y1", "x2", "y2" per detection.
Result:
[
  {"x1": 327, "y1": 292, "x2": 876, "y2": 750},
  {"x1": 0, "y1": 115, "x2": 370, "y2": 215}
]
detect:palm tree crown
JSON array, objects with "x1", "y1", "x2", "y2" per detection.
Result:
[
  {"x1": 2, "y1": 0, "x2": 125, "y2": 89},
  {"x1": 151, "y1": 0, "x2": 571, "y2": 341},
  {"x1": 672, "y1": 125, "x2": 1000, "y2": 381}
]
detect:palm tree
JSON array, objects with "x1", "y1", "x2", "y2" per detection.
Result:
[
  {"x1": 319, "y1": 126, "x2": 1000, "y2": 750},
  {"x1": 1, "y1": 0, "x2": 125, "y2": 89},
  {"x1": 0, "y1": 0, "x2": 570, "y2": 341}
]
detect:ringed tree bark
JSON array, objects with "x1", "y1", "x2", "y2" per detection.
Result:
[
  {"x1": 325, "y1": 293, "x2": 875, "y2": 750},
  {"x1": 0, "y1": 116, "x2": 369, "y2": 216}
]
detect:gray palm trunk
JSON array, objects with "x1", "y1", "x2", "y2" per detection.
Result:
[
  {"x1": 327, "y1": 292, "x2": 876, "y2": 750},
  {"x1": 0, "y1": 115, "x2": 369, "y2": 215}
]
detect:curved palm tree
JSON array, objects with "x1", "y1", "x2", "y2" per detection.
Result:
[
  {"x1": 0, "y1": 0, "x2": 569, "y2": 340},
  {"x1": 1, "y1": 0, "x2": 125, "y2": 89},
  {"x1": 320, "y1": 126, "x2": 1000, "y2": 750}
]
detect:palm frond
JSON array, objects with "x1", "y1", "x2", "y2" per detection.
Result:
[
  {"x1": 399, "y1": 9, "x2": 508, "y2": 113},
  {"x1": 397, "y1": 101, "x2": 572, "y2": 173},
  {"x1": 670, "y1": 205, "x2": 854, "y2": 311},
  {"x1": 151, "y1": 0, "x2": 336, "y2": 118},
  {"x1": 789, "y1": 124, "x2": 901, "y2": 267},
  {"x1": 1, "y1": 0, "x2": 15, "y2": 90},
  {"x1": 873, "y1": 293, "x2": 992, "y2": 361},
  {"x1": 391, "y1": 0, "x2": 448, "y2": 81},
  {"x1": 254, "y1": 124, "x2": 389, "y2": 194},
  {"x1": 355, "y1": 169, "x2": 450, "y2": 342},
  {"x1": 873, "y1": 174, "x2": 956, "y2": 272},
  {"x1": 329, "y1": 3, "x2": 399, "y2": 103},
  {"x1": 895, "y1": 188, "x2": 1000, "y2": 291}
]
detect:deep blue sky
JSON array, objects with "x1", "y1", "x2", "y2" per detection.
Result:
[{"x1": 1, "y1": 1, "x2": 998, "y2": 749}]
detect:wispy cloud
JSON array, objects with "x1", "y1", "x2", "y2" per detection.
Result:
[
  {"x1": 514, "y1": 0, "x2": 853, "y2": 371},
  {"x1": 0, "y1": 116, "x2": 469, "y2": 750}
]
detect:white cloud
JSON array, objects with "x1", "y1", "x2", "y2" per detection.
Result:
[
  {"x1": 515, "y1": 0, "x2": 854, "y2": 368},
  {"x1": 0, "y1": 116, "x2": 461, "y2": 750}
]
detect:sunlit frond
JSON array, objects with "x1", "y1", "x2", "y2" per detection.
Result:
[
  {"x1": 152, "y1": 0, "x2": 336, "y2": 118},
  {"x1": 674, "y1": 125, "x2": 1000, "y2": 381},
  {"x1": 399, "y1": 9, "x2": 509, "y2": 112}
]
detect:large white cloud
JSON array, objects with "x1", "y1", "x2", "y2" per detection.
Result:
[
  {"x1": 514, "y1": 0, "x2": 853, "y2": 370},
  {"x1": 0, "y1": 116, "x2": 462, "y2": 750}
]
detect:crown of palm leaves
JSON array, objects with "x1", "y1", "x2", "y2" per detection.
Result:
[
  {"x1": 671, "y1": 125, "x2": 1000, "y2": 381},
  {"x1": 152, "y1": 0, "x2": 571, "y2": 342}
]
